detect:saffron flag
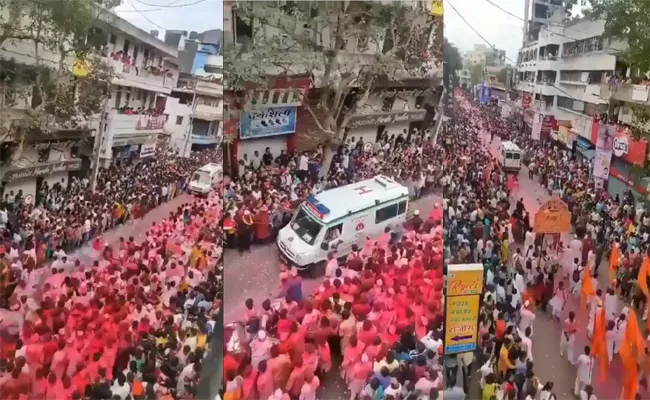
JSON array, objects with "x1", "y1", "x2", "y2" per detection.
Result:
[
  {"x1": 619, "y1": 335, "x2": 639, "y2": 400},
  {"x1": 609, "y1": 242, "x2": 619, "y2": 282},
  {"x1": 580, "y1": 266, "x2": 595, "y2": 311},
  {"x1": 591, "y1": 306, "x2": 608, "y2": 381}
]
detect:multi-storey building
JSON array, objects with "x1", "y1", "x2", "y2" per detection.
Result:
[
  {"x1": 0, "y1": 9, "x2": 179, "y2": 199},
  {"x1": 223, "y1": 0, "x2": 442, "y2": 171},
  {"x1": 164, "y1": 56, "x2": 224, "y2": 157},
  {"x1": 515, "y1": 3, "x2": 650, "y2": 203}
]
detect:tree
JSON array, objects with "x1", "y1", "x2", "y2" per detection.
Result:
[
  {"x1": 443, "y1": 38, "x2": 462, "y2": 90},
  {"x1": 470, "y1": 63, "x2": 484, "y2": 86},
  {"x1": 0, "y1": 0, "x2": 117, "y2": 157},
  {"x1": 225, "y1": 1, "x2": 442, "y2": 143},
  {"x1": 589, "y1": 0, "x2": 650, "y2": 74}
]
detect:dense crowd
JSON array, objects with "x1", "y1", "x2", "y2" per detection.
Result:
[
  {"x1": 223, "y1": 129, "x2": 443, "y2": 253},
  {"x1": 222, "y1": 126, "x2": 451, "y2": 399},
  {"x1": 0, "y1": 147, "x2": 219, "y2": 307},
  {"x1": 442, "y1": 90, "x2": 649, "y2": 400},
  {"x1": 0, "y1": 149, "x2": 223, "y2": 400}
]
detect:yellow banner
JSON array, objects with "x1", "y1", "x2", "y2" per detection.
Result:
[
  {"x1": 446, "y1": 267, "x2": 483, "y2": 296},
  {"x1": 444, "y1": 263, "x2": 483, "y2": 355},
  {"x1": 445, "y1": 295, "x2": 480, "y2": 354},
  {"x1": 72, "y1": 58, "x2": 90, "y2": 78},
  {"x1": 432, "y1": 0, "x2": 443, "y2": 16}
]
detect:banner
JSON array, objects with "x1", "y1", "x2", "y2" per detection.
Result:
[
  {"x1": 521, "y1": 95, "x2": 532, "y2": 109},
  {"x1": 534, "y1": 198, "x2": 571, "y2": 233},
  {"x1": 614, "y1": 128, "x2": 647, "y2": 166},
  {"x1": 531, "y1": 113, "x2": 543, "y2": 140},
  {"x1": 444, "y1": 263, "x2": 484, "y2": 355},
  {"x1": 593, "y1": 123, "x2": 614, "y2": 180}
]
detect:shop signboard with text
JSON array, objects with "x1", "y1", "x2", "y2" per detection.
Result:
[
  {"x1": 348, "y1": 110, "x2": 426, "y2": 129},
  {"x1": 2, "y1": 160, "x2": 82, "y2": 183},
  {"x1": 240, "y1": 106, "x2": 297, "y2": 139},
  {"x1": 613, "y1": 128, "x2": 647, "y2": 166},
  {"x1": 444, "y1": 263, "x2": 484, "y2": 355}
]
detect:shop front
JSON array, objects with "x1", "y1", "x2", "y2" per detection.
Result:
[
  {"x1": 1, "y1": 159, "x2": 83, "y2": 201},
  {"x1": 600, "y1": 124, "x2": 649, "y2": 204},
  {"x1": 575, "y1": 136, "x2": 595, "y2": 161},
  {"x1": 347, "y1": 110, "x2": 427, "y2": 145}
]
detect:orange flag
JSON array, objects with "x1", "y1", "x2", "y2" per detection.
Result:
[
  {"x1": 608, "y1": 243, "x2": 619, "y2": 282},
  {"x1": 580, "y1": 266, "x2": 595, "y2": 311},
  {"x1": 619, "y1": 336, "x2": 639, "y2": 400},
  {"x1": 624, "y1": 310, "x2": 645, "y2": 359},
  {"x1": 639, "y1": 255, "x2": 650, "y2": 299},
  {"x1": 591, "y1": 306, "x2": 608, "y2": 381}
]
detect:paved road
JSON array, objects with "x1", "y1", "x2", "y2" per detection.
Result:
[
  {"x1": 224, "y1": 193, "x2": 440, "y2": 398},
  {"x1": 476, "y1": 132, "x2": 626, "y2": 399}
]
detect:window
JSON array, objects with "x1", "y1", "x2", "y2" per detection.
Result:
[
  {"x1": 505, "y1": 152, "x2": 513, "y2": 159},
  {"x1": 122, "y1": 39, "x2": 130, "y2": 54},
  {"x1": 132, "y1": 45, "x2": 138, "y2": 64},
  {"x1": 164, "y1": 114, "x2": 170, "y2": 122},
  {"x1": 114, "y1": 89, "x2": 122, "y2": 109},
  {"x1": 397, "y1": 200, "x2": 407, "y2": 215},
  {"x1": 512, "y1": 153, "x2": 520, "y2": 160},
  {"x1": 109, "y1": 33, "x2": 116, "y2": 44},
  {"x1": 375, "y1": 203, "x2": 399, "y2": 224},
  {"x1": 382, "y1": 96, "x2": 395, "y2": 112},
  {"x1": 37, "y1": 146, "x2": 50, "y2": 163},
  {"x1": 175, "y1": 116, "x2": 183, "y2": 125}
]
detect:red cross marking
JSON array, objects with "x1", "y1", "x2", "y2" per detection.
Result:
[{"x1": 354, "y1": 186, "x2": 373, "y2": 195}]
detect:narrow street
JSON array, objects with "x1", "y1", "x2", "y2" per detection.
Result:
[{"x1": 484, "y1": 132, "x2": 625, "y2": 399}]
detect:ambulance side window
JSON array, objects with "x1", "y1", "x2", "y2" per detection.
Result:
[
  {"x1": 397, "y1": 200, "x2": 407, "y2": 215},
  {"x1": 376, "y1": 203, "x2": 398, "y2": 223}
]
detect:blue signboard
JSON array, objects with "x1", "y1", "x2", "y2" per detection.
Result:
[
  {"x1": 479, "y1": 83, "x2": 491, "y2": 105},
  {"x1": 240, "y1": 106, "x2": 297, "y2": 139}
]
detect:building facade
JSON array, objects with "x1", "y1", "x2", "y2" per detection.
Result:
[
  {"x1": 163, "y1": 57, "x2": 224, "y2": 157},
  {"x1": 224, "y1": 0, "x2": 442, "y2": 173},
  {"x1": 514, "y1": 5, "x2": 650, "y2": 203},
  {"x1": 0, "y1": 9, "x2": 180, "y2": 199}
]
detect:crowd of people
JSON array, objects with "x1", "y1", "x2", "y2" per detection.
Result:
[
  {"x1": 222, "y1": 125, "x2": 451, "y2": 399},
  {"x1": 223, "y1": 129, "x2": 443, "y2": 253},
  {"x1": 442, "y1": 89, "x2": 650, "y2": 400},
  {"x1": 0, "y1": 148, "x2": 224, "y2": 400},
  {"x1": 0, "y1": 147, "x2": 219, "y2": 307}
]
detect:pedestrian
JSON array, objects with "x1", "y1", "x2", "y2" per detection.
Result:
[
  {"x1": 560, "y1": 311, "x2": 577, "y2": 363},
  {"x1": 574, "y1": 346, "x2": 593, "y2": 397}
]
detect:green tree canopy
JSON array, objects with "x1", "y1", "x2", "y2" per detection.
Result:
[
  {"x1": 589, "y1": 0, "x2": 650, "y2": 74},
  {"x1": 443, "y1": 38, "x2": 461, "y2": 89},
  {"x1": 0, "y1": 0, "x2": 117, "y2": 148},
  {"x1": 225, "y1": 1, "x2": 442, "y2": 142},
  {"x1": 470, "y1": 63, "x2": 484, "y2": 86}
]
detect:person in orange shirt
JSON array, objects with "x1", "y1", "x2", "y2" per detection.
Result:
[
  {"x1": 285, "y1": 357, "x2": 306, "y2": 399},
  {"x1": 498, "y1": 337, "x2": 515, "y2": 378}
]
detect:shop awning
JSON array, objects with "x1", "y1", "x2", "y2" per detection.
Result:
[{"x1": 576, "y1": 136, "x2": 594, "y2": 150}]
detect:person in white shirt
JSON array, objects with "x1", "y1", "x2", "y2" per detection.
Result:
[
  {"x1": 518, "y1": 326, "x2": 534, "y2": 361},
  {"x1": 519, "y1": 303, "x2": 536, "y2": 337},
  {"x1": 574, "y1": 346, "x2": 593, "y2": 397},
  {"x1": 579, "y1": 385, "x2": 597, "y2": 400},
  {"x1": 110, "y1": 374, "x2": 131, "y2": 400}
]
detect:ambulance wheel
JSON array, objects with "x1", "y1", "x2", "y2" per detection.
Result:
[{"x1": 307, "y1": 260, "x2": 326, "y2": 279}]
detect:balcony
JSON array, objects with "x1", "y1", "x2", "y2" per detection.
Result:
[
  {"x1": 104, "y1": 112, "x2": 166, "y2": 139},
  {"x1": 536, "y1": 55, "x2": 558, "y2": 71},
  {"x1": 192, "y1": 103, "x2": 223, "y2": 121},
  {"x1": 517, "y1": 81, "x2": 535, "y2": 93},
  {"x1": 105, "y1": 57, "x2": 176, "y2": 94},
  {"x1": 600, "y1": 82, "x2": 650, "y2": 105},
  {"x1": 535, "y1": 82, "x2": 561, "y2": 97}
]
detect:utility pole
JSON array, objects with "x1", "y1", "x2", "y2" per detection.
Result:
[{"x1": 90, "y1": 93, "x2": 111, "y2": 192}]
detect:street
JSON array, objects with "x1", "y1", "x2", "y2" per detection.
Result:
[
  {"x1": 223, "y1": 193, "x2": 440, "y2": 398},
  {"x1": 476, "y1": 132, "x2": 626, "y2": 399}
]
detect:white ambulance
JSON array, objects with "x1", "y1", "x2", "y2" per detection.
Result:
[
  {"x1": 188, "y1": 163, "x2": 223, "y2": 195},
  {"x1": 497, "y1": 141, "x2": 523, "y2": 171},
  {"x1": 277, "y1": 175, "x2": 409, "y2": 277}
]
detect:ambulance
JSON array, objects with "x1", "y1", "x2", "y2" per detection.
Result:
[
  {"x1": 188, "y1": 163, "x2": 222, "y2": 195},
  {"x1": 497, "y1": 141, "x2": 523, "y2": 171},
  {"x1": 277, "y1": 175, "x2": 410, "y2": 277}
]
